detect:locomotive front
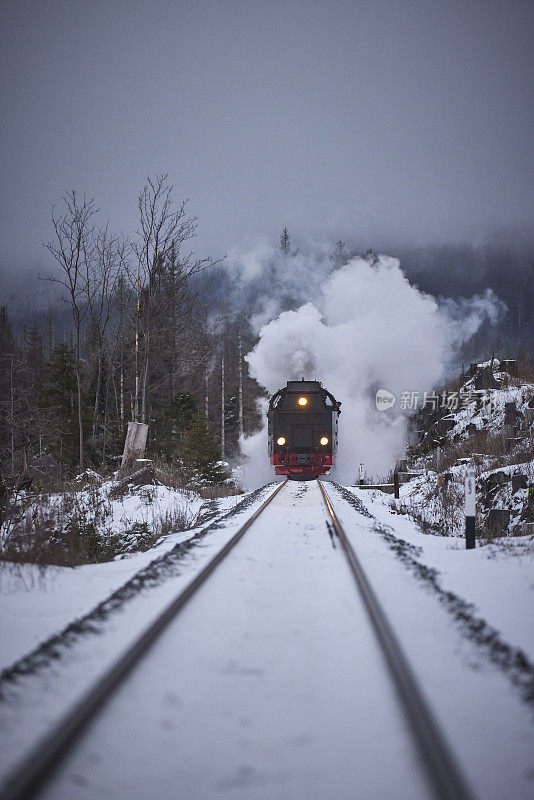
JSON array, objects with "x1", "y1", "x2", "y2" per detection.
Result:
[{"x1": 267, "y1": 380, "x2": 341, "y2": 479}]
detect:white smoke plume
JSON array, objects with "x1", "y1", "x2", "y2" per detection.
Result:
[
  {"x1": 226, "y1": 236, "x2": 335, "y2": 333},
  {"x1": 241, "y1": 255, "x2": 504, "y2": 487}
]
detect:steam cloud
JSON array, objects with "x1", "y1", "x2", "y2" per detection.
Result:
[
  {"x1": 226, "y1": 237, "x2": 335, "y2": 333},
  {"x1": 240, "y1": 254, "x2": 504, "y2": 487}
]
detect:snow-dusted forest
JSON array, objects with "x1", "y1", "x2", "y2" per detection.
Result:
[
  {"x1": 2, "y1": 177, "x2": 532, "y2": 563},
  {"x1": 1, "y1": 1, "x2": 533, "y2": 798}
]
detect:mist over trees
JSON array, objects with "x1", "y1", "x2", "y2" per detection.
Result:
[
  {"x1": 394, "y1": 240, "x2": 534, "y2": 355},
  {"x1": 1, "y1": 194, "x2": 532, "y2": 495},
  {"x1": 195, "y1": 233, "x2": 533, "y2": 358}
]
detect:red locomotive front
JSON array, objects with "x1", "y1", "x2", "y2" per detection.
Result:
[{"x1": 267, "y1": 380, "x2": 341, "y2": 480}]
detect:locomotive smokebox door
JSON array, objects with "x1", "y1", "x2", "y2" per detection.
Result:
[{"x1": 294, "y1": 428, "x2": 313, "y2": 448}]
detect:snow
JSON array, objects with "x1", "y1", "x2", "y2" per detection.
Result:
[
  {"x1": 1, "y1": 531, "x2": 187, "y2": 670},
  {"x1": 352, "y1": 485, "x2": 534, "y2": 665},
  {"x1": 0, "y1": 485, "x2": 271, "y2": 787},
  {"x1": 1, "y1": 480, "x2": 534, "y2": 799},
  {"x1": 398, "y1": 455, "x2": 534, "y2": 538},
  {"x1": 0, "y1": 486, "x2": 221, "y2": 670},
  {"x1": 328, "y1": 484, "x2": 534, "y2": 800},
  {"x1": 20, "y1": 480, "x2": 204, "y2": 542},
  {"x1": 449, "y1": 382, "x2": 532, "y2": 441},
  {"x1": 25, "y1": 481, "x2": 432, "y2": 800}
]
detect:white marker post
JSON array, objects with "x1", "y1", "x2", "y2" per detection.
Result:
[
  {"x1": 465, "y1": 469, "x2": 476, "y2": 549},
  {"x1": 359, "y1": 463, "x2": 365, "y2": 486}
]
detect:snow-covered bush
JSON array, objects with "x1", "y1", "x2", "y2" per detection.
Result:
[{"x1": 0, "y1": 474, "x2": 204, "y2": 566}]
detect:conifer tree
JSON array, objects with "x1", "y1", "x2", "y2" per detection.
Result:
[
  {"x1": 41, "y1": 343, "x2": 82, "y2": 471},
  {"x1": 280, "y1": 227, "x2": 291, "y2": 266},
  {"x1": 179, "y1": 411, "x2": 228, "y2": 484},
  {"x1": 0, "y1": 308, "x2": 18, "y2": 474}
]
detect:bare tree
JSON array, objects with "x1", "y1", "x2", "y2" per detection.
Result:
[
  {"x1": 44, "y1": 190, "x2": 98, "y2": 470},
  {"x1": 110, "y1": 269, "x2": 132, "y2": 424},
  {"x1": 130, "y1": 174, "x2": 217, "y2": 423},
  {"x1": 85, "y1": 226, "x2": 128, "y2": 437},
  {"x1": 238, "y1": 329, "x2": 244, "y2": 443},
  {"x1": 221, "y1": 351, "x2": 225, "y2": 461},
  {"x1": 204, "y1": 366, "x2": 210, "y2": 420}
]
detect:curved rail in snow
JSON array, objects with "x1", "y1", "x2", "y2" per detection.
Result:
[
  {"x1": 317, "y1": 479, "x2": 477, "y2": 800},
  {"x1": 0, "y1": 480, "x2": 288, "y2": 800}
]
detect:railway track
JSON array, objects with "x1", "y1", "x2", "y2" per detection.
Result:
[
  {"x1": 1, "y1": 479, "x2": 476, "y2": 800},
  {"x1": 318, "y1": 480, "x2": 476, "y2": 800},
  {"x1": 0, "y1": 481, "x2": 288, "y2": 800}
]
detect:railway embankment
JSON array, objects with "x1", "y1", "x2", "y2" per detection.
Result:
[{"x1": 398, "y1": 358, "x2": 534, "y2": 541}]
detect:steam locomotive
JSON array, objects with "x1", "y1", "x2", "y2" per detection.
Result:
[{"x1": 267, "y1": 380, "x2": 341, "y2": 479}]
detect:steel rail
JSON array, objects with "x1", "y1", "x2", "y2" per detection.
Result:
[
  {"x1": 317, "y1": 479, "x2": 477, "y2": 800},
  {"x1": 1, "y1": 480, "x2": 288, "y2": 800}
]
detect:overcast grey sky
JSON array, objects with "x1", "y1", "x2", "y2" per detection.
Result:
[{"x1": 1, "y1": 0, "x2": 533, "y2": 270}]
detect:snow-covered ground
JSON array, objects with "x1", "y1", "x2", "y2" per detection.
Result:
[
  {"x1": 0, "y1": 484, "x2": 271, "y2": 787},
  {"x1": 354, "y1": 485, "x2": 534, "y2": 664},
  {"x1": 4, "y1": 475, "x2": 208, "y2": 560},
  {"x1": 1, "y1": 480, "x2": 534, "y2": 799},
  {"x1": 328, "y1": 483, "x2": 534, "y2": 800},
  {"x1": 30, "y1": 480, "x2": 434, "y2": 800},
  {"x1": 445, "y1": 378, "x2": 533, "y2": 444},
  {"x1": 0, "y1": 483, "x2": 223, "y2": 669}
]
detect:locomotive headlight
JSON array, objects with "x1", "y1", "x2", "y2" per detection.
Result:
[
  {"x1": 320, "y1": 436, "x2": 329, "y2": 446},
  {"x1": 276, "y1": 436, "x2": 286, "y2": 446},
  {"x1": 298, "y1": 397, "x2": 308, "y2": 406}
]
